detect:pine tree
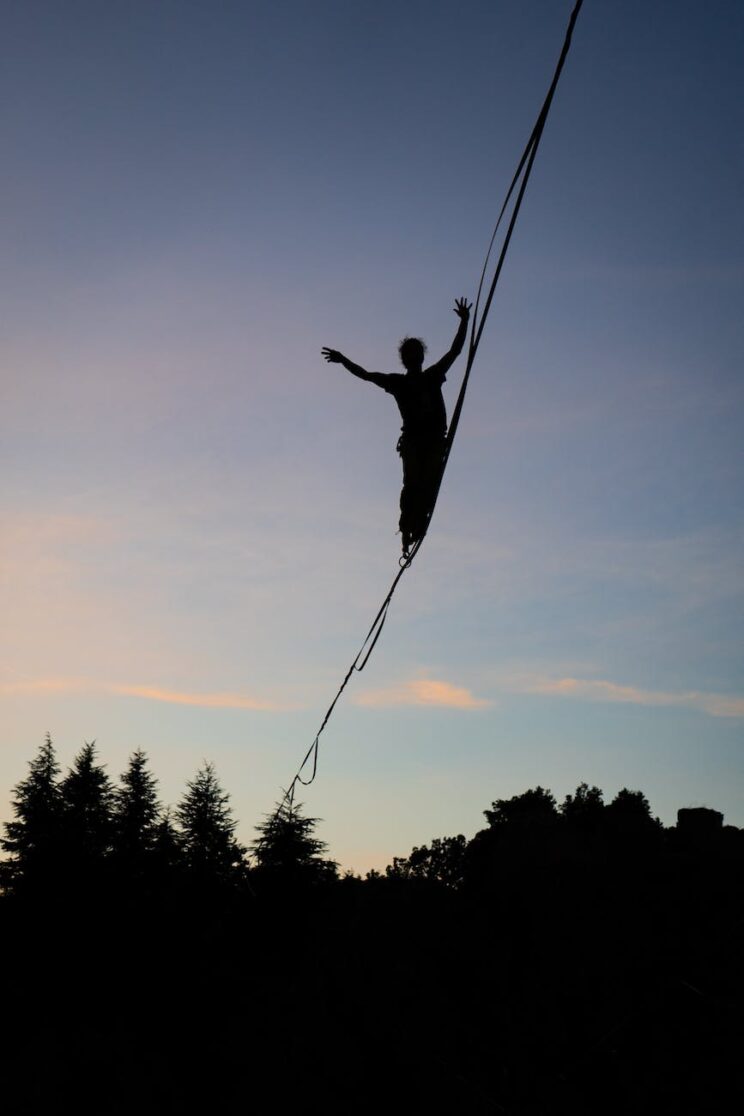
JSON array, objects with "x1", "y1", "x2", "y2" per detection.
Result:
[
  {"x1": 1, "y1": 734, "x2": 62, "y2": 894},
  {"x1": 175, "y1": 762, "x2": 245, "y2": 884},
  {"x1": 251, "y1": 800, "x2": 337, "y2": 883},
  {"x1": 151, "y1": 808, "x2": 183, "y2": 878},
  {"x1": 60, "y1": 741, "x2": 115, "y2": 880},
  {"x1": 113, "y1": 749, "x2": 161, "y2": 861}
]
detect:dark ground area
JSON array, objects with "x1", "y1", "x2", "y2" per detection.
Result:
[{"x1": 1, "y1": 814, "x2": 741, "y2": 1115}]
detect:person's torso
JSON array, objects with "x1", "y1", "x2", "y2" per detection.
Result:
[{"x1": 387, "y1": 371, "x2": 447, "y2": 439}]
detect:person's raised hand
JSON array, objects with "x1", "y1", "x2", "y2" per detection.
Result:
[
  {"x1": 453, "y1": 297, "x2": 472, "y2": 319},
  {"x1": 321, "y1": 347, "x2": 343, "y2": 363}
]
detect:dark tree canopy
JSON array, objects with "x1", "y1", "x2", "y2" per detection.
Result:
[
  {"x1": 0, "y1": 737, "x2": 740, "y2": 1116},
  {"x1": 60, "y1": 742, "x2": 115, "y2": 856},
  {"x1": 560, "y1": 782, "x2": 605, "y2": 828},
  {"x1": 484, "y1": 786, "x2": 558, "y2": 829},
  {"x1": 608, "y1": 787, "x2": 660, "y2": 825},
  {"x1": 113, "y1": 749, "x2": 161, "y2": 859},
  {"x1": 386, "y1": 834, "x2": 467, "y2": 888},
  {"x1": 0, "y1": 733, "x2": 62, "y2": 894},
  {"x1": 252, "y1": 800, "x2": 337, "y2": 883},
  {"x1": 151, "y1": 808, "x2": 183, "y2": 874},
  {"x1": 175, "y1": 761, "x2": 245, "y2": 883},
  {"x1": 58, "y1": 742, "x2": 116, "y2": 892}
]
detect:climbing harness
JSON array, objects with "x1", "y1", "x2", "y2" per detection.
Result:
[{"x1": 274, "y1": 0, "x2": 584, "y2": 822}]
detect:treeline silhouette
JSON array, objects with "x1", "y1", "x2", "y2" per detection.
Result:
[{"x1": 1, "y1": 737, "x2": 741, "y2": 1115}]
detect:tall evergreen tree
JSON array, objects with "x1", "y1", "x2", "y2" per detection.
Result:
[
  {"x1": 252, "y1": 800, "x2": 337, "y2": 883},
  {"x1": 113, "y1": 749, "x2": 161, "y2": 860},
  {"x1": 151, "y1": 808, "x2": 183, "y2": 878},
  {"x1": 176, "y1": 762, "x2": 245, "y2": 883},
  {"x1": 60, "y1": 741, "x2": 115, "y2": 878},
  {"x1": 1, "y1": 734, "x2": 62, "y2": 894}
]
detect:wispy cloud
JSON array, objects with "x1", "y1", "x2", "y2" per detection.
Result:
[
  {"x1": 506, "y1": 674, "x2": 744, "y2": 719},
  {"x1": 0, "y1": 677, "x2": 89, "y2": 697},
  {"x1": 356, "y1": 676, "x2": 491, "y2": 711},
  {"x1": 0, "y1": 674, "x2": 285, "y2": 712},
  {"x1": 109, "y1": 683, "x2": 279, "y2": 711}
]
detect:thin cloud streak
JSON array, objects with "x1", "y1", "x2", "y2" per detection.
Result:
[
  {"x1": 507, "y1": 675, "x2": 744, "y2": 719},
  {"x1": 356, "y1": 677, "x2": 491, "y2": 711},
  {"x1": 0, "y1": 675, "x2": 286, "y2": 712},
  {"x1": 110, "y1": 683, "x2": 281, "y2": 712},
  {"x1": 0, "y1": 677, "x2": 89, "y2": 697}
]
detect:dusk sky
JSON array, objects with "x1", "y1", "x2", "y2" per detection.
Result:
[{"x1": 2, "y1": 0, "x2": 743, "y2": 871}]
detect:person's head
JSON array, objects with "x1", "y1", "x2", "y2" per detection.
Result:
[{"x1": 398, "y1": 336, "x2": 426, "y2": 373}]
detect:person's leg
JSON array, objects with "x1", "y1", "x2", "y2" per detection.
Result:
[
  {"x1": 410, "y1": 441, "x2": 446, "y2": 544},
  {"x1": 421, "y1": 440, "x2": 446, "y2": 518},
  {"x1": 398, "y1": 438, "x2": 445, "y2": 553},
  {"x1": 398, "y1": 438, "x2": 424, "y2": 552}
]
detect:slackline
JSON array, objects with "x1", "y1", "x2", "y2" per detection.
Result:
[{"x1": 275, "y1": 0, "x2": 584, "y2": 819}]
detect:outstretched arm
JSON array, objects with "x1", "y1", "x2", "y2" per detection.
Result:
[
  {"x1": 322, "y1": 348, "x2": 386, "y2": 387},
  {"x1": 426, "y1": 298, "x2": 472, "y2": 379},
  {"x1": 445, "y1": 297, "x2": 471, "y2": 366}
]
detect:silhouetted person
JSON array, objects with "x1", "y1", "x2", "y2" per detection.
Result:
[{"x1": 323, "y1": 298, "x2": 471, "y2": 555}]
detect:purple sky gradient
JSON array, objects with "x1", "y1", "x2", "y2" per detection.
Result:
[{"x1": 2, "y1": 1, "x2": 743, "y2": 870}]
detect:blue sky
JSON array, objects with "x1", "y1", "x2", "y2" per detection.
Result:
[{"x1": 2, "y1": 0, "x2": 743, "y2": 871}]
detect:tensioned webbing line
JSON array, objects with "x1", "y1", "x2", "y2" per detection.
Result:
[{"x1": 277, "y1": 0, "x2": 584, "y2": 819}]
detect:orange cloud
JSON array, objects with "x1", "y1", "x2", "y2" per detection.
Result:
[
  {"x1": 0, "y1": 676, "x2": 89, "y2": 697},
  {"x1": 509, "y1": 675, "x2": 744, "y2": 718},
  {"x1": 0, "y1": 674, "x2": 283, "y2": 711},
  {"x1": 356, "y1": 677, "x2": 491, "y2": 710},
  {"x1": 110, "y1": 683, "x2": 279, "y2": 711}
]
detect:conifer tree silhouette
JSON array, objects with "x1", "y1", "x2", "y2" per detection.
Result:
[
  {"x1": 151, "y1": 807, "x2": 183, "y2": 874},
  {"x1": 252, "y1": 800, "x2": 337, "y2": 883},
  {"x1": 175, "y1": 762, "x2": 245, "y2": 885},
  {"x1": 113, "y1": 751, "x2": 160, "y2": 852},
  {"x1": 0, "y1": 733, "x2": 62, "y2": 895},
  {"x1": 59, "y1": 741, "x2": 115, "y2": 887},
  {"x1": 112, "y1": 749, "x2": 162, "y2": 887}
]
